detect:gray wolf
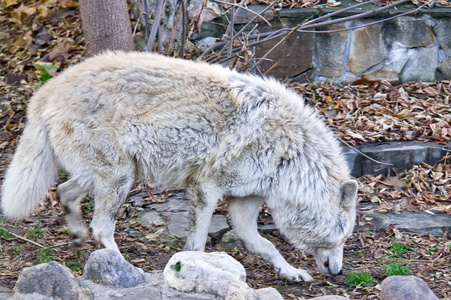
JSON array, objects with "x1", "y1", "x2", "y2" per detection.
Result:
[{"x1": 1, "y1": 52, "x2": 357, "y2": 282}]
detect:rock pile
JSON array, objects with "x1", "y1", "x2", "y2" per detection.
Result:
[{"x1": 7, "y1": 249, "x2": 440, "y2": 300}]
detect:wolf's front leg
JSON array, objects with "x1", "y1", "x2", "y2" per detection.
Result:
[
  {"x1": 228, "y1": 196, "x2": 314, "y2": 282},
  {"x1": 185, "y1": 182, "x2": 222, "y2": 251}
]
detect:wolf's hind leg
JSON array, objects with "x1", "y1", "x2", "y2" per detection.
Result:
[
  {"x1": 57, "y1": 179, "x2": 90, "y2": 248},
  {"x1": 185, "y1": 182, "x2": 222, "y2": 251},
  {"x1": 228, "y1": 196, "x2": 313, "y2": 282},
  {"x1": 90, "y1": 173, "x2": 135, "y2": 254}
]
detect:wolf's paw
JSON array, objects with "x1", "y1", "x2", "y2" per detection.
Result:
[
  {"x1": 279, "y1": 267, "x2": 314, "y2": 282},
  {"x1": 71, "y1": 227, "x2": 88, "y2": 249}
]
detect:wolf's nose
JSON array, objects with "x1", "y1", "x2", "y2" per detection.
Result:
[{"x1": 336, "y1": 269, "x2": 343, "y2": 275}]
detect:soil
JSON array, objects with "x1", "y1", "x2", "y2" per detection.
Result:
[{"x1": 1, "y1": 187, "x2": 450, "y2": 299}]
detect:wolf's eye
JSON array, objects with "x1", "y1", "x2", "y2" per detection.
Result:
[{"x1": 336, "y1": 212, "x2": 347, "y2": 234}]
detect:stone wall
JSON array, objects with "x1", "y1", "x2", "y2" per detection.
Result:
[{"x1": 200, "y1": 2, "x2": 451, "y2": 84}]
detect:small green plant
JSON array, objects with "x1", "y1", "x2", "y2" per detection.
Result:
[
  {"x1": 275, "y1": 279, "x2": 289, "y2": 297},
  {"x1": 81, "y1": 195, "x2": 95, "y2": 214},
  {"x1": 27, "y1": 219, "x2": 45, "y2": 241},
  {"x1": 383, "y1": 260, "x2": 412, "y2": 276},
  {"x1": 345, "y1": 270, "x2": 374, "y2": 287},
  {"x1": 390, "y1": 239, "x2": 411, "y2": 257},
  {"x1": 14, "y1": 246, "x2": 24, "y2": 255},
  {"x1": 429, "y1": 246, "x2": 437, "y2": 253},
  {"x1": 57, "y1": 167, "x2": 69, "y2": 180},
  {"x1": 232, "y1": 246, "x2": 240, "y2": 256},
  {"x1": 37, "y1": 247, "x2": 56, "y2": 263},
  {"x1": 66, "y1": 260, "x2": 82, "y2": 272},
  {"x1": 0, "y1": 219, "x2": 12, "y2": 239},
  {"x1": 173, "y1": 261, "x2": 182, "y2": 272},
  {"x1": 31, "y1": 63, "x2": 58, "y2": 86}
]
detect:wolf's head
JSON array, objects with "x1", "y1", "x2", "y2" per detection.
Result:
[
  {"x1": 311, "y1": 179, "x2": 358, "y2": 275},
  {"x1": 272, "y1": 179, "x2": 358, "y2": 276}
]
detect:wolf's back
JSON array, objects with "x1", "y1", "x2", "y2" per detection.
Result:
[{"x1": 1, "y1": 115, "x2": 57, "y2": 220}]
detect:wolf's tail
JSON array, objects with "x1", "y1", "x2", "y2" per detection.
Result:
[{"x1": 1, "y1": 118, "x2": 57, "y2": 220}]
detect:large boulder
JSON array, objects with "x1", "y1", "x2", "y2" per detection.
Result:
[
  {"x1": 164, "y1": 251, "x2": 246, "y2": 298},
  {"x1": 380, "y1": 276, "x2": 439, "y2": 300},
  {"x1": 13, "y1": 261, "x2": 80, "y2": 300},
  {"x1": 82, "y1": 249, "x2": 145, "y2": 288}
]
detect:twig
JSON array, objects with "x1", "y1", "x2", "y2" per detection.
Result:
[
  {"x1": 300, "y1": 0, "x2": 411, "y2": 30},
  {"x1": 143, "y1": 0, "x2": 151, "y2": 39},
  {"x1": 301, "y1": 0, "x2": 379, "y2": 26},
  {"x1": 250, "y1": 24, "x2": 301, "y2": 71},
  {"x1": 335, "y1": 135, "x2": 394, "y2": 166},
  {"x1": 168, "y1": 3, "x2": 183, "y2": 54},
  {"x1": 229, "y1": 0, "x2": 236, "y2": 56},
  {"x1": 212, "y1": 0, "x2": 272, "y2": 26},
  {"x1": 234, "y1": 0, "x2": 278, "y2": 37},
  {"x1": 53, "y1": 242, "x2": 72, "y2": 248},
  {"x1": 203, "y1": 0, "x2": 424, "y2": 64},
  {"x1": 147, "y1": 0, "x2": 164, "y2": 51},
  {"x1": 6, "y1": 231, "x2": 45, "y2": 248},
  {"x1": 181, "y1": 0, "x2": 187, "y2": 58}
]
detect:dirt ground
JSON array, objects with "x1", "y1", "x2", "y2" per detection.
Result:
[{"x1": 0, "y1": 186, "x2": 450, "y2": 299}]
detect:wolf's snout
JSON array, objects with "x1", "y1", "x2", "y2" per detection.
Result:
[{"x1": 320, "y1": 257, "x2": 342, "y2": 275}]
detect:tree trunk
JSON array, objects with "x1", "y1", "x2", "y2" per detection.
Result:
[{"x1": 80, "y1": 0, "x2": 135, "y2": 56}]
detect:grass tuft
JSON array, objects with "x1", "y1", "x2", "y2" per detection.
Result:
[
  {"x1": 345, "y1": 270, "x2": 374, "y2": 287},
  {"x1": 390, "y1": 239, "x2": 411, "y2": 257},
  {"x1": 383, "y1": 260, "x2": 412, "y2": 276},
  {"x1": 36, "y1": 247, "x2": 56, "y2": 263}
]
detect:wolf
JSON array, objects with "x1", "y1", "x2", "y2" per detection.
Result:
[{"x1": 1, "y1": 52, "x2": 358, "y2": 282}]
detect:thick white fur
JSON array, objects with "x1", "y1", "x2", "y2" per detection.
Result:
[{"x1": 1, "y1": 52, "x2": 358, "y2": 281}]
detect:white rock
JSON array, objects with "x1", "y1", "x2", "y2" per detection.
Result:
[
  {"x1": 164, "y1": 251, "x2": 246, "y2": 297},
  {"x1": 225, "y1": 280, "x2": 283, "y2": 300}
]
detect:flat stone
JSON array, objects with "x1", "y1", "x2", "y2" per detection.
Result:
[
  {"x1": 344, "y1": 141, "x2": 451, "y2": 177},
  {"x1": 163, "y1": 212, "x2": 229, "y2": 239},
  {"x1": 380, "y1": 276, "x2": 439, "y2": 300},
  {"x1": 348, "y1": 23, "x2": 385, "y2": 75},
  {"x1": 316, "y1": 24, "x2": 348, "y2": 78},
  {"x1": 138, "y1": 210, "x2": 168, "y2": 228},
  {"x1": 400, "y1": 45, "x2": 438, "y2": 82},
  {"x1": 148, "y1": 193, "x2": 189, "y2": 212},
  {"x1": 357, "y1": 203, "x2": 451, "y2": 236},
  {"x1": 382, "y1": 17, "x2": 435, "y2": 48},
  {"x1": 362, "y1": 70, "x2": 399, "y2": 85},
  {"x1": 438, "y1": 57, "x2": 451, "y2": 78}
]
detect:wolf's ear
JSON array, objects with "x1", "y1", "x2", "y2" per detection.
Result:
[{"x1": 340, "y1": 180, "x2": 358, "y2": 211}]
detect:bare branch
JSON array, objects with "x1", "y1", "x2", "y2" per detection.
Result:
[
  {"x1": 147, "y1": 0, "x2": 165, "y2": 51},
  {"x1": 212, "y1": 0, "x2": 272, "y2": 26},
  {"x1": 5, "y1": 230, "x2": 46, "y2": 248},
  {"x1": 300, "y1": 0, "x2": 411, "y2": 30},
  {"x1": 301, "y1": 0, "x2": 379, "y2": 26},
  {"x1": 335, "y1": 135, "x2": 394, "y2": 166},
  {"x1": 250, "y1": 24, "x2": 301, "y2": 71}
]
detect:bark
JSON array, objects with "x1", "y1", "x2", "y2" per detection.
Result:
[{"x1": 80, "y1": 0, "x2": 135, "y2": 56}]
